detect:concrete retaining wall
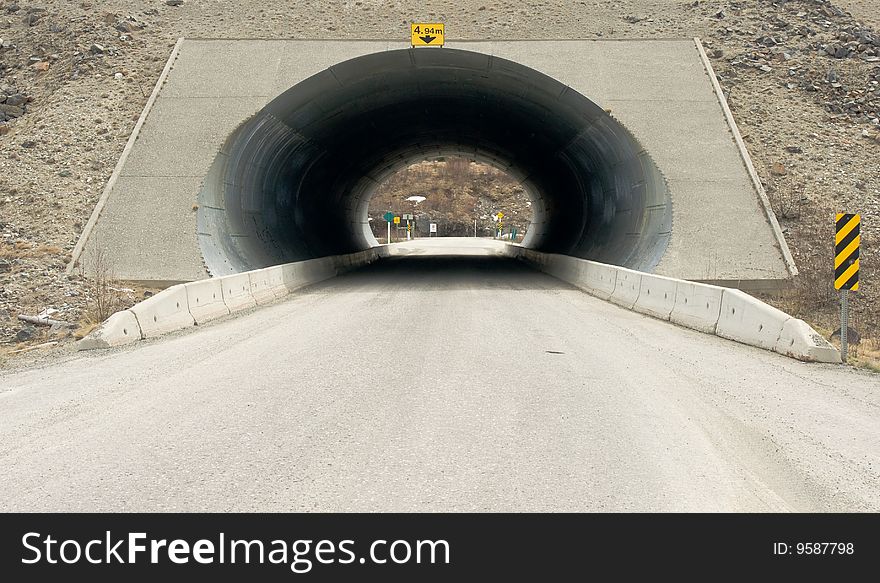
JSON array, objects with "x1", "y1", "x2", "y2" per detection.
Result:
[
  {"x1": 79, "y1": 249, "x2": 379, "y2": 350},
  {"x1": 508, "y1": 245, "x2": 839, "y2": 363}
]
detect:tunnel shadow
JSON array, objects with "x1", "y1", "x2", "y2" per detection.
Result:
[{"x1": 323, "y1": 254, "x2": 575, "y2": 292}]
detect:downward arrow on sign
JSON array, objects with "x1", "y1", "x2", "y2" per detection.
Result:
[{"x1": 419, "y1": 35, "x2": 437, "y2": 44}]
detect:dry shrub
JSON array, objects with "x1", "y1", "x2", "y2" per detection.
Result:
[
  {"x1": 441, "y1": 157, "x2": 471, "y2": 184},
  {"x1": 851, "y1": 338, "x2": 880, "y2": 372},
  {"x1": 0, "y1": 242, "x2": 64, "y2": 260},
  {"x1": 80, "y1": 243, "x2": 123, "y2": 323}
]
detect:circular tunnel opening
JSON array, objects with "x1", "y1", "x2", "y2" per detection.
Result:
[{"x1": 197, "y1": 47, "x2": 671, "y2": 276}]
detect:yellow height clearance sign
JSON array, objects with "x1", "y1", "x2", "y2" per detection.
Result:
[
  {"x1": 411, "y1": 23, "x2": 445, "y2": 47},
  {"x1": 835, "y1": 213, "x2": 860, "y2": 291}
]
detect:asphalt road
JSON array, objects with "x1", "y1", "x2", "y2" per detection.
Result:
[{"x1": 0, "y1": 240, "x2": 878, "y2": 512}]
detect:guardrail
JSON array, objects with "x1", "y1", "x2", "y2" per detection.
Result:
[
  {"x1": 505, "y1": 246, "x2": 840, "y2": 363},
  {"x1": 78, "y1": 248, "x2": 388, "y2": 350}
]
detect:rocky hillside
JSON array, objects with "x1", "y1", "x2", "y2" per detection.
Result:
[{"x1": 368, "y1": 159, "x2": 531, "y2": 242}]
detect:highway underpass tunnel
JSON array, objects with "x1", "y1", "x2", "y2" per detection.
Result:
[{"x1": 197, "y1": 47, "x2": 672, "y2": 276}]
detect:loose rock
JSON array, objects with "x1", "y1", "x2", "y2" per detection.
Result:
[
  {"x1": 15, "y1": 326, "x2": 37, "y2": 343},
  {"x1": 5, "y1": 94, "x2": 26, "y2": 107},
  {"x1": 0, "y1": 104, "x2": 24, "y2": 118}
]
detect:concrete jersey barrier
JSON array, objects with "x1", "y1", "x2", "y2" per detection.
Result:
[
  {"x1": 185, "y1": 278, "x2": 229, "y2": 324},
  {"x1": 221, "y1": 272, "x2": 257, "y2": 313},
  {"x1": 609, "y1": 268, "x2": 642, "y2": 310},
  {"x1": 131, "y1": 284, "x2": 195, "y2": 338},
  {"x1": 249, "y1": 266, "x2": 286, "y2": 305},
  {"x1": 670, "y1": 280, "x2": 724, "y2": 334},
  {"x1": 633, "y1": 273, "x2": 678, "y2": 320},
  {"x1": 77, "y1": 310, "x2": 142, "y2": 349},
  {"x1": 715, "y1": 289, "x2": 789, "y2": 351},
  {"x1": 79, "y1": 249, "x2": 378, "y2": 350},
  {"x1": 509, "y1": 244, "x2": 840, "y2": 363},
  {"x1": 80, "y1": 245, "x2": 839, "y2": 363}
]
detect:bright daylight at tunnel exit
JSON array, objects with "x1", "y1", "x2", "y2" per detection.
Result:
[{"x1": 0, "y1": 3, "x2": 877, "y2": 578}]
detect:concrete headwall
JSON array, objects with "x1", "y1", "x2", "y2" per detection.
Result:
[{"x1": 69, "y1": 38, "x2": 793, "y2": 291}]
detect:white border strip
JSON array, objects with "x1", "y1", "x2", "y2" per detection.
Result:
[
  {"x1": 66, "y1": 37, "x2": 186, "y2": 274},
  {"x1": 694, "y1": 37, "x2": 798, "y2": 277}
]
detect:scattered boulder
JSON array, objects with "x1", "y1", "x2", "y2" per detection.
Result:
[
  {"x1": 23, "y1": 12, "x2": 43, "y2": 26},
  {"x1": 5, "y1": 94, "x2": 26, "y2": 106},
  {"x1": 831, "y1": 327, "x2": 861, "y2": 345},
  {"x1": 48, "y1": 322, "x2": 74, "y2": 339},
  {"x1": 0, "y1": 104, "x2": 24, "y2": 118},
  {"x1": 15, "y1": 325, "x2": 37, "y2": 343}
]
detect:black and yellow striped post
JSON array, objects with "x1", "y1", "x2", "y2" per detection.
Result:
[{"x1": 835, "y1": 213, "x2": 860, "y2": 362}]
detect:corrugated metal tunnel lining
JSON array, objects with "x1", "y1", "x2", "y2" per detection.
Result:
[{"x1": 197, "y1": 47, "x2": 672, "y2": 276}]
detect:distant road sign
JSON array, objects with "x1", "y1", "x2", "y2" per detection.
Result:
[
  {"x1": 403, "y1": 214, "x2": 413, "y2": 220},
  {"x1": 383, "y1": 211, "x2": 394, "y2": 222},
  {"x1": 411, "y1": 23, "x2": 445, "y2": 47},
  {"x1": 835, "y1": 213, "x2": 860, "y2": 291},
  {"x1": 430, "y1": 223, "x2": 437, "y2": 233},
  {"x1": 393, "y1": 216, "x2": 401, "y2": 224}
]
